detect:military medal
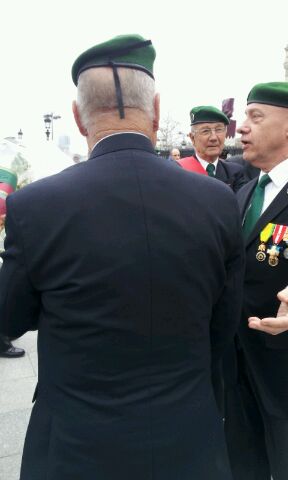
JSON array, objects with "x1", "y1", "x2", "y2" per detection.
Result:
[
  {"x1": 267, "y1": 224, "x2": 286, "y2": 267},
  {"x1": 256, "y1": 223, "x2": 275, "y2": 262},
  {"x1": 282, "y1": 226, "x2": 288, "y2": 259},
  {"x1": 283, "y1": 228, "x2": 288, "y2": 242},
  {"x1": 256, "y1": 250, "x2": 266, "y2": 262},
  {"x1": 269, "y1": 258, "x2": 279, "y2": 266},
  {"x1": 267, "y1": 245, "x2": 280, "y2": 266},
  {"x1": 269, "y1": 257, "x2": 279, "y2": 266}
]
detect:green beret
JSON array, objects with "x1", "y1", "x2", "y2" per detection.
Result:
[
  {"x1": 190, "y1": 106, "x2": 229, "y2": 125},
  {"x1": 72, "y1": 34, "x2": 156, "y2": 86},
  {"x1": 247, "y1": 82, "x2": 288, "y2": 108}
]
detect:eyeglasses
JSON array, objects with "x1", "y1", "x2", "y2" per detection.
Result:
[{"x1": 193, "y1": 127, "x2": 226, "y2": 137}]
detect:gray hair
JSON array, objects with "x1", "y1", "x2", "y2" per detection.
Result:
[{"x1": 77, "y1": 67, "x2": 155, "y2": 129}]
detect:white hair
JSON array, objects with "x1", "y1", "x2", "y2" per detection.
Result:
[{"x1": 77, "y1": 67, "x2": 155, "y2": 129}]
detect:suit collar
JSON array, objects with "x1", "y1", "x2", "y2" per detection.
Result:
[{"x1": 89, "y1": 132, "x2": 155, "y2": 159}]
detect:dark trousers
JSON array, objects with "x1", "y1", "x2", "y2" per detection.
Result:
[
  {"x1": 0, "y1": 334, "x2": 11, "y2": 352},
  {"x1": 224, "y1": 348, "x2": 288, "y2": 480}
]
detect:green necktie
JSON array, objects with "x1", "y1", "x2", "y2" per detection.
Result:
[
  {"x1": 243, "y1": 174, "x2": 272, "y2": 238},
  {"x1": 206, "y1": 163, "x2": 215, "y2": 177}
]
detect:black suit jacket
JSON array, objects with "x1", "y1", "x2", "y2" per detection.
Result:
[
  {"x1": 215, "y1": 159, "x2": 247, "y2": 192},
  {"x1": 179, "y1": 155, "x2": 247, "y2": 192},
  {"x1": 226, "y1": 155, "x2": 260, "y2": 182},
  {"x1": 0, "y1": 133, "x2": 244, "y2": 480},
  {"x1": 235, "y1": 178, "x2": 288, "y2": 417}
]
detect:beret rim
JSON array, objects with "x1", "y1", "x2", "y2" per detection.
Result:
[
  {"x1": 71, "y1": 34, "x2": 156, "y2": 86},
  {"x1": 76, "y1": 62, "x2": 155, "y2": 84},
  {"x1": 247, "y1": 99, "x2": 288, "y2": 108},
  {"x1": 247, "y1": 82, "x2": 288, "y2": 108},
  {"x1": 190, "y1": 105, "x2": 230, "y2": 126}
]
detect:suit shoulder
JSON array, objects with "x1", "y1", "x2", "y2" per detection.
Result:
[
  {"x1": 180, "y1": 164, "x2": 236, "y2": 199},
  {"x1": 236, "y1": 177, "x2": 255, "y2": 194},
  {"x1": 220, "y1": 160, "x2": 244, "y2": 174},
  {"x1": 7, "y1": 163, "x2": 81, "y2": 206}
]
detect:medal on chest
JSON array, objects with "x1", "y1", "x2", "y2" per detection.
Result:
[
  {"x1": 256, "y1": 223, "x2": 275, "y2": 262},
  {"x1": 267, "y1": 224, "x2": 286, "y2": 267},
  {"x1": 282, "y1": 228, "x2": 288, "y2": 259}
]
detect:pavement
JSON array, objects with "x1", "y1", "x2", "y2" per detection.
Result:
[{"x1": 0, "y1": 331, "x2": 38, "y2": 480}]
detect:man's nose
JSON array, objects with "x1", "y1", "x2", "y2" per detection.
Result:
[
  {"x1": 209, "y1": 129, "x2": 218, "y2": 139},
  {"x1": 237, "y1": 124, "x2": 250, "y2": 135}
]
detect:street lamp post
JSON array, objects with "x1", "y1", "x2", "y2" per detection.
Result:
[
  {"x1": 44, "y1": 114, "x2": 52, "y2": 141},
  {"x1": 178, "y1": 131, "x2": 187, "y2": 149},
  {"x1": 43, "y1": 113, "x2": 61, "y2": 141}
]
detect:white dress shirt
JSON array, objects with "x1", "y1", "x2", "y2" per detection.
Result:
[
  {"x1": 196, "y1": 155, "x2": 219, "y2": 172},
  {"x1": 261, "y1": 158, "x2": 288, "y2": 214}
]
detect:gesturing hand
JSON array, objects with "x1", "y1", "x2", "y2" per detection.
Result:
[{"x1": 248, "y1": 287, "x2": 288, "y2": 335}]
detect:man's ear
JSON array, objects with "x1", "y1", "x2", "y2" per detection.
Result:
[
  {"x1": 189, "y1": 131, "x2": 195, "y2": 146},
  {"x1": 153, "y1": 93, "x2": 160, "y2": 132},
  {"x1": 72, "y1": 101, "x2": 88, "y2": 137}
]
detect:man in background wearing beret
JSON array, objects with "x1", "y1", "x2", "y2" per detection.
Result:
[
  {"x1": 224, "y1": 82, "x2": 288, "y2": 480},
  {"x1": 0, "y1": 34, "x2": 244, "y2": 480},
  {"x1": 178, "y1": 105, "x2": 246, "y2": 192}
]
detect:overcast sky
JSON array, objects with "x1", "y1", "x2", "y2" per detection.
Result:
[{"x1": 0, "y1": 0, "x2": 287, "y2": 153}]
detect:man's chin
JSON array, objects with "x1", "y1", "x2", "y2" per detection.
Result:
[
  {"x1": 243, "y1": 151, "x2": 253, "y2": 163},
  {"x1": 206, "y1": 148, "x2": 221, "y2": 158}
]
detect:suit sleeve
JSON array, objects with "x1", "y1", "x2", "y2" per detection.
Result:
[
  {"x1": 209, "y1": 199, "x2": 245, "y2": 411},
  {"x1": 0, "y1": 197, "x2": 40, "y2": 339},
  {"x1": 210, "y1": 200, "x2": 245, "y2": 365}
]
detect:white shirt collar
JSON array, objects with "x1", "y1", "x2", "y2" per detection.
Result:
[
  {"x1": 196, "y1": 154, "x2": 219, "y2": 171},
  {"x1": 259, "y1": 158, "x2": 288, "y2": 188},
  {"x1": 91, "y1": 132, "x2": 150, "y2": 152}
]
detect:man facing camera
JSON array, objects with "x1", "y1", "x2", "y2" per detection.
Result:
[
  {"x1": 0, "y1": 34, "x2": 244, "y2": 480},
  {"x1": 224, "y1": 82, "x2": 288, "y2": 480},
  {"x1": 178, "y1": 105, "x2": 246, "y2": 192}
]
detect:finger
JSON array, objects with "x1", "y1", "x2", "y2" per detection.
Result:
[
  {"x1": 277, "y1": 287, "x2": 288, "y2": 303},
  {"x1": 248, "y1": 316, "x2": 261, "y2": 322},
  {"x1": 248, "y1": 321, "x2": 281, "y2": 335},
  {"x1": 277, "y1": 301, "x2": 288, "y2": 317},
  {"x1": 248, "y1": 319, "x2": 263, "y2": 329},
  {"x1": 261, "y1": 317, "x2": 288, "y2": 329}
]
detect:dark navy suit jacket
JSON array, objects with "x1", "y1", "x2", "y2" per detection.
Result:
[
  {"x1": 0, "y1": 133, "x2": 244, "y2": 480},
  {"x1": 215, "y1": 159, "x2": 247, "y2": 192},
  {"x1": 235, "y1": 178, "x2": 288, "y2": 417},
  {"x1": 179, "y1": 155, "x2": 247, "y2": 192}
]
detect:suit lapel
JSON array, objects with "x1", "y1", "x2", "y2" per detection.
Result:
[
  {"x1": 215, "y1": 160, "x2": 227, "y2": 182},
  {"x1": 237, "y1": 178, "x2": 257, "y2": 219},
  {"x1": 245, "y1": 181, "x2": 288, "y2": 246}
]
